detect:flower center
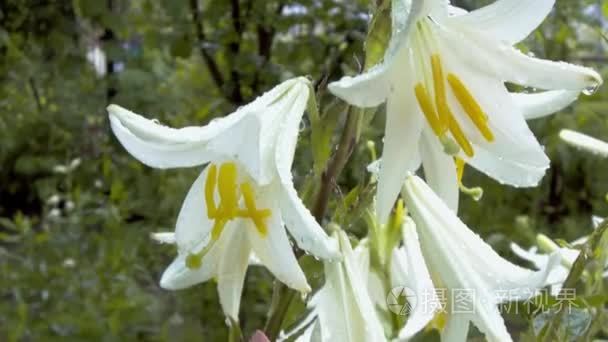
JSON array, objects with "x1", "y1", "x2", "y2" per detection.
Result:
[
  {"x1": 185, "y1": 162, "x2": 271, "y2": 269},
  {"x1": 412, "y1": 21, "x2": 495, "y2": 158}
]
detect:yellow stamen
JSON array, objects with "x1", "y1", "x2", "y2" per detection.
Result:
[
  {"x1": 415, "y1": 84, "x2": 443, "y2": 137},
  {"x1": 447, "y1": 74, "x2": 494, "y2": 142},
  {"x1": 240, "y1": 182, "x2": 271, "y2": 237},
  {"x1": 394, "y1": 199, "x2": 405, "y2": 229},
  {"x1": 454, "y1": 157, "x2": 484, "y2": 201},
  {"x1": 205, "y1": 164, "x2": 218, "y2": 218},
  {"x1": 211, "y1": 218, "x2": 228, "y2": 240},
  {"x1": 455, "y1": 157, "x2": 465, "y2": 184},
  {"x1": 217, "y1": 163, "x2": 239, "y2": 218},
  {"x1": 431, "y1": 55, "x2": 449, "y2": 134},
  {"x1": 185, "y1": 240, "x2": 216, "y2": 269},
  {"x1": 447, "y1": 115, "x2": 474, "y2": 157}
]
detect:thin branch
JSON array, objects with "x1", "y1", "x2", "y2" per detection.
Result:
[
  {"x1": 28, "y1": 78, "x2": 42, "y2": 113},
  {"x1": 189, "y1": 0, "x2": 226, "y2": 94},
  {"x1": 312, "y1": 106, "x2": 360, "y2": 222},
  {"x1": 225, "y1": 0, "x2": 246, "y2": 104},
  {"x1": 251, "y1": 1, "x2": 285, "y2": 93}
]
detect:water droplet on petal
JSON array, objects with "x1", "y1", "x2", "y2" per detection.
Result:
[{"x1": 583, "y1": 83, "x2": 600, "y2": 96}]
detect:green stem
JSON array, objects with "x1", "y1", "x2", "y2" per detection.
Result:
[
  {"x1": 228, "y1": 317, "x2": 243, "y2": 342},
  {"x1": 263, "y1": 281, "x2": 298, "y2": 339},
  {"x1": 540, "y1": 218, "x2": 608, "y2": 341}
]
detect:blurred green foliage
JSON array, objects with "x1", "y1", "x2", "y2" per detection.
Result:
[{"x1": 0, "y1": 0, "x2": 607, "y2": 341}]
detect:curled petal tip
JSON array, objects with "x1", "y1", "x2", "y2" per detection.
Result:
[
  {"x1": 159, "y1": 271, "x2": 177, "y2": 290},
  {"x1": 106, "y1": 103, "x2": 130, "y2": 118}
]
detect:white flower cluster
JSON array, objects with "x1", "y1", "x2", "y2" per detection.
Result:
[{"x1": 107, "y1": 1, "x2": 604, "y2": 341}]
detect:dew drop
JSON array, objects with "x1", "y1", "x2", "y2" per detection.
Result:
[{"x1": 582, "y1": 83, "x2": 600, "y2": 96}]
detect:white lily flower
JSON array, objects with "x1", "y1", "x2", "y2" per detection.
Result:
[
  {"x1": 511, "y1": 217, "x2": 608, "y2": 295},
  {"x1": 401, "y1": 175, "x2": 559, "y2": 341},
  {"x1": 510, "y1": 243, "x2": 574, "y2": 296},
  {"x1": 108, "y1": 77, "x2": 339, "y2": 320},
  {"x1": 294, "y1": 231, "x2": 385, "y2": 342},
  {"x1": 559, "y1": 129, "x2": 608, "y2": 158},
  {"x1": 329, "y1": 0, "x2": 603, "y2": 221}
]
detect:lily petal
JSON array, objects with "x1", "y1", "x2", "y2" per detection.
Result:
[
  {"x1": 251, "y1": 79, "x2": 307, "y2": 184},
  {"x1": 278, "y1": 183, "x2": 339, "y2": 260},
  {"x1": 328, "y1": 0, "x2": 425, "y2": 108},
  {"x1": 468, "y1": 145, "x2": 549, "y2": 187},
  {"x1": 275, "y1": 81, "x2": 310, "y2": 180},
  {"x1": 314, "y1": 231, "x2": 385, "y2": 342},
  {"x1": 159, "y1": 225, "x2": 229, "y2": 290},
  {"x1": 510, "y1": 243, "x2": 570, "y2": 294},
  {"x1": 510, "y1": 243, "x2": 548, "y2": 269},
  {"x1": 512, "y1": 90, "x2": 579, "y2": 120},
  {"x1": 174, "y1": 166, "x2": 216, "y2": 252},
  {"x1": 402, "y1": 175, "x2": 557, "y2": 341},
  {"x1": 328, "y1": 62, "x2": 392, "y2": 108},
  {"x1": 377, "y1": 92, "x2": 424, "y2": 224},
  {"x1": 247, "y1": 198, "x2": 310, "y2": 292},
  {"x1": 438, "y1": 61, "x2": 551, "y2": 187},
  {"x1": 108, "y1": 104, "x2": 223, "y2": 168},
  {"x1": 560, "y1": 129, "x2": 608, "y2": 158},
  {"x1": 447, "y1": 29, "x2": 602, "y2": 91},
  {"x1": 273, "y1": 83, "x2": 339, "y2": 260},
  {"x1": 391, "y1": 217, "x2": 439, "y2": 340},
  {"x1": 450, "y1": 0, "x2": 555, "y2": 44},
  {"x1": 338, "y1": 233, "x2": 384, "y2": 339},
  {"x1": 150, "y1": 232, "x2": 176, "y2": 244},
  {"x1": 109, "y1": 78, "x2": 303, "y2": 185},
  {"x1": 441, "y1": 314, "x2": 470, "y2": 342},
  {"x1": 217, "y1": 222, "x2": 251, "y2": 320},
  {"x1": 419, "y1": 130, "x2": 459, "y2": 211}
]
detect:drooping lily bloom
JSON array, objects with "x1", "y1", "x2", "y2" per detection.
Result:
[
  {"x1": 329, "y1": 0, "x2": 603, "y2": 221},
  {"x1": 108, "y1": 77, "x2": 339, "y2": 320},
  {"x1": 560, "y1": 129, "x2": 608, "y2": 158},
  {"x1": 400, "y1": 175, "x2": 559, "y2": 341},
  {"x1": 511, "y1": 217, "x2": 608, "y2": 295},
  {"x1": 293, "y1": 231, "x2": 386, "y2": 342}
]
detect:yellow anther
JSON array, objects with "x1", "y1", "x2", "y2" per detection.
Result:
[
  {"x1": 240, "y1": 182, "x2": 271, "y2": 237},
  {"x1": 217, "y1": 162, "x2": 239, "y2": 218},
  {"x1": 415, "y1": 84, "x2": 443, "y2": 137},
  {"x1": 205, "y1": 164, "x2": 218, "y2": 218},
  {"x1": 455, "y1": 157, "x2": 465, "y2": 184},
  {"x1": 431, "y1": 55, "x2": 449, "y2": 134},
  {"x1": 447, "y1": 74, "x2": 494, "y2": 142},
  {"x1": 186, "y1": 253, "x2": 203, "y2": 269},
  {"x1": 447, "y1": 115, "x2": 474, "y2": 157}
]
